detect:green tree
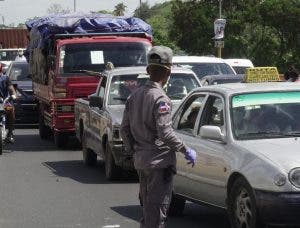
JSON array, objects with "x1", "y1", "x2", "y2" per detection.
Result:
[
  {"x1": 134, "y1": 2, "x2": 152, "y2": 21},
  {"x1": 113, "y1": 3, "x2": 127, "y2": 16},
  {"x1": 170, "y1": 0, "x2": 300, "y2": 72},
  {"x1": 146, "y1": 2, "x2": 180, "y2": 52},
  {"x1": 96, "y1": 10, "x2": 114, "y2": 15}
]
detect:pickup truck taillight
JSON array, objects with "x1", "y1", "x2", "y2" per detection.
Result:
[
  {"x1": 53, "y1": 86, "x2": 67, "y2": 98},
  {"x1": 55, "y1": 104, "x2": 74, "y2": 113}
]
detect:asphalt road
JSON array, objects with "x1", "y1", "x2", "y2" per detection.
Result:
[{"x1": 0, "y1": 129, "x2": 230, "y2": 228}]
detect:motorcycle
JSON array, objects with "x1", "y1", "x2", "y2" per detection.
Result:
[{"x1": 0, "y1": 96, "x2": 12, "y2": 155}]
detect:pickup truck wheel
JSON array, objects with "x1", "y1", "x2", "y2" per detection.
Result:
[
  {"x1": 54, "y1": 131, "x2": 68, "y2": 148},
  {"x1": 228, "y1": 177, "x2": 264, "y2": 228},
  {"x1": 105, "y1": 142, "x2": 122, "y2": 180},
  {"x1": 82, "y1": 132, "x2": 97, "y2": 166},
  {"x1": 168, "y1": 193, "x2": 186, "y2": 216},
  {"x1": 39, "y1": 112, "x2": 51, "y2": 140}
]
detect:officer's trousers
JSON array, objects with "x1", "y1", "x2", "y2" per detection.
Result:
[{"x1": 138, "y1": 167, "x2": 174, "y2": 228}]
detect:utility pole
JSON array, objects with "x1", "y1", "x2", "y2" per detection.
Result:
[
  {"x1": 139, "y1": 0, "x2": 142, "y2": 17},
  {"x1": 74, "y1": 0, "x2": 76, "y2": 12}
]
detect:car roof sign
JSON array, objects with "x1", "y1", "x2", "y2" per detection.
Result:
[{"x1": 244, "y1": 67, "x2": 280, "y2": 83}]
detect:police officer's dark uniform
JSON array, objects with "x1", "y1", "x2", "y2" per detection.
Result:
[{"x1": 120, "y1": 46, "x2": 196, "y2": 228}]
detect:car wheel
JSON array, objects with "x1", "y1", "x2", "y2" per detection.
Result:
[
  {"x1": 105, "y1": 142, "x2": 122, "y2": 180},
  {"x1": 168, "y1": 192, "x2": 186, "y2": 216},
  {"x1": 38, "y1": 111, "x2": 51, "y2": 140},
  {"x1": 228, "y1": 177, "x2": 263, "y2": 228},
  {"x1": 82, "y1": 132, "x2": 97, "y2": 166},
  {"x1": 54, "y1": 131, "x2": 68, "y2": 148}
]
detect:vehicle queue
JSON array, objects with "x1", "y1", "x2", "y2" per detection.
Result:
[{"x1": 0, "y1": 13, "x2": 300, "y2": 228}]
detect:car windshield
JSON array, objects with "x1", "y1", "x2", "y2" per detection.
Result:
[
  {"x1": 233, "y1": 66, "x2": 248, "y2": 74},
  {"x1": 202, "y1": 78, "x2": 243, "y2": 86},
  {"x1": 165, "y1": 73, "x2": 200, "y2": 100},
  {"x1": 108, "y1": 74, "x2": 148, "y2": 105},
  {"x1": 177, "y1": 62, "x2": 235, "y2": 79},
  {"x1": 8, "y1": 62, "x2": 30, "y2": 81},
  {"x1": 59, "y1": 42, "x2": 150, "y2": 75},
  {"x1": 231, "y1": 92, "x2": 300, "y2": 140},
  {"x1": 0, "y1": 50, "x2": 19, "y2": 61}
]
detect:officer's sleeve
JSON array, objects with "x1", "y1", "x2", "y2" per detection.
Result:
[
  {"x1": 154, "y1": 97, "x2": 187, "y2": 154},
  {"x1": 120, "y1": 100, "x2": 135, "y2": 153}
]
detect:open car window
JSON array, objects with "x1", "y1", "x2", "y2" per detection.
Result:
[
  {"x1": 199, "y1": 95, "x2": 225, "y2": 134},
  {"x1": 175, "y1": 95, "x2": 206, "y2": 134}
]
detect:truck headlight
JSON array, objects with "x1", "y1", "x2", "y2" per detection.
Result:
[{"x1": 289, "y1": 168, "x2": 300, "y2": 188}]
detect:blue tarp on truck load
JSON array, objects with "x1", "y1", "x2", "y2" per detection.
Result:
[{"x1": 25, "y1": 12, "x2": 152, "y2": 50}]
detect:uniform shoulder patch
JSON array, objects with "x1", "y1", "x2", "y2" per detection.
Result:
[{"x1": 158, "y1": 101, "x2": 171, "y2": 114}]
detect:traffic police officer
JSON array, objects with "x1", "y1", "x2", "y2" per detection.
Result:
[{"x1": 120, "y1": 46, "x2": 196, "y2": 228}]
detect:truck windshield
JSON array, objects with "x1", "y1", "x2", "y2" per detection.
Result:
[
  {"x1": 59, "y1": 42, "x2": 150, "y2": 75},
  {"x1": 109, "y1": 74, "x2": 148, "y2": 105},
  {"x1": 0, "y1": 49, "x2": 19, "y2": 61},
  {"x1": 231, "y1": 92, "x2": 300, "y2": 140},
  {"x1": 177, "y1": 63, "x2": 235, "y2": 79},
  {"x1": 108, "y1": 72, "x2": 200, "y2": 105}
]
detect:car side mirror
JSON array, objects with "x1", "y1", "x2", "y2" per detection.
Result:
[
  {"x1": 89, "y1": 95, "x2": 103, "y2": 108},
  {"x1": 200, "y1": 125, "x2": 226, "y2": 143}
]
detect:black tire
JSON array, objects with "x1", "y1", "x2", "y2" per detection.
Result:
[
  {"x1": 168, "y1": 192, "x2": 186, "y2": 216},
  {"x1": 0, "y1": 126, "x2": 3, "y2": 155},
  {"x1": 228, "y1": 177, "x2": 264, "y2": 228},
  {"x1": 38, "y1": 111, "x2": 51, "y2": 140},
  {"x1": 82, "y1": 132, "x2": 97, "y2": 166},
  {"x1": 54, "y1": 131, "x2": 68, "y2": 148},
  {"x1": 105, "y1": 142, "x2": 122, "y2": 180}
]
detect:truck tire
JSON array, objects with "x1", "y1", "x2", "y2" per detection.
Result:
[
  {"x1": 38, "y1": 112, "x2": 51, "y2": 140},
  {"x1": 168, "y1": 192, "x2": 186, "y2": 216},
  {"x1": 105, "y1": 142, "x2": 122, "y2": 180},
  {"x1": 54, "y1": 131, "x2": 68, "y2": 148},
  {"x1": 82, "y1": 132, "x2": 97, "y2": 166}
]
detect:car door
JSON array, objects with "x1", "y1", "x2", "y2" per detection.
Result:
[
  {"x1": 89, "y1": 76, "x2": 107, "y2": 155},
  {"x1": 172, "y1": 93, "x2": 207, "y2": 196},
  {"x1": 185, "y1": 94, "x2": 228, "y2": 207}
]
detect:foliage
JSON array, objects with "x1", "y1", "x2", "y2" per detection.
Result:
[
  {"x1": 96, "y1": 10, "x2": 114, "y2": 15},
  {"x1": 47, "y1": 4, "x2": 70, "y2": 14},
  {"x1": 113, "y1": 3, "x2": 127, "y2": 16},
  {"x1": 134, "y1": 2, "x2": 152, "y2": 21},
  {"x1": 170, "y1": 0, "x2": 300, "y2": 72}
]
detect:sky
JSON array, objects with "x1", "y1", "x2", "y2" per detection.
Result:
[{"x1": 0, "y1": 0, "x2": 164, "y2": 26}]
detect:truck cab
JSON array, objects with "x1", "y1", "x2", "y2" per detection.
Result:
[{"x1": 35, "y1": 33, "x2": 151, "y2": 147}]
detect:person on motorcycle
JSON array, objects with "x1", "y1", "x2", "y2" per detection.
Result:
[{"x1": 0, "y1": 64, "x2": 17, "y2": 143}]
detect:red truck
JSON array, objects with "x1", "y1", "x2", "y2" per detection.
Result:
[{"x1": 27, "y1": 15, "x2": 152, "y2": 147}]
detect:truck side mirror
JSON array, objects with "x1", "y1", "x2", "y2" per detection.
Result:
[
  {"x1": 89, "y1": 95, "x2": 103, "y2": 108},
  {"x1": 47, "y1": 55, "x2": 56, "y2": 69}
]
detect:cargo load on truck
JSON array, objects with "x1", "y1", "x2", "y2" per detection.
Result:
[{"x1": 25, "y1": 13, "x2": 152, "y2": 84}]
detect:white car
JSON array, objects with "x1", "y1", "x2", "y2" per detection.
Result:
[
  {"x1": 173, "y1": 56, "x2": 236, "y2": 80},
  {"x1": 170, "y1": 82, "x2": 300, "y2": 227},
  {"x1": 225, "y1": 58, "x2": 254, "y2": 74}
]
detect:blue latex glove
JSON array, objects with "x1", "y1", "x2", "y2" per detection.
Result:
[{"x1": 184, "y1": 148, "x2": 196, "y2": 167}]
